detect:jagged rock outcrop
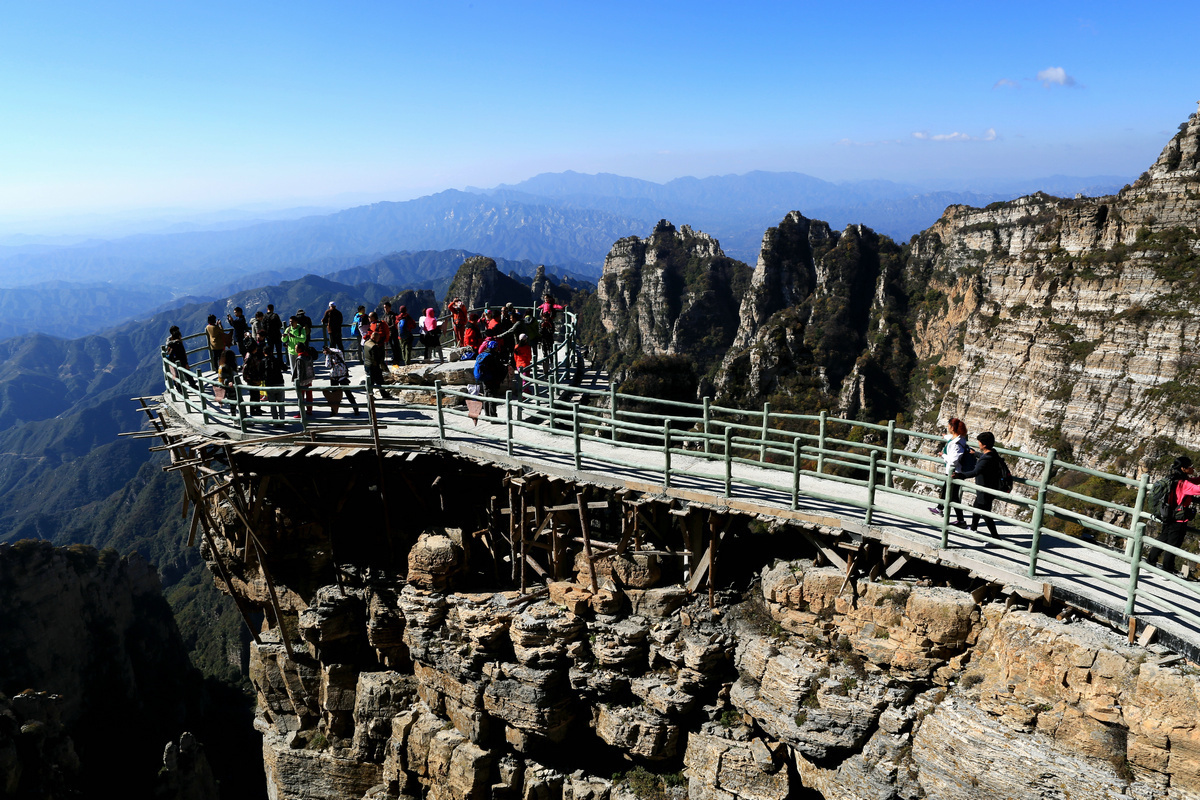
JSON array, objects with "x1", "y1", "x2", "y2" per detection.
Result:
[
  {"x1": 594, "y1": 220, "x2": 751, "y2": 379},
  {"x1": 444, "y1": 256, "x2": 534, "y2": 310},
  {"x1": 715, "y1": 214, "x2": 910, "y2": 420},
  {"x1": 906, "y1": 103, "x2": 1200, "y2": 467},
  {"x1": 0, "y1": 541, "x2": 207, "y2": 798}
]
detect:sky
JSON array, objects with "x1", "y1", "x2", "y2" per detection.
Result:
[{"x1": 1, "y1": 1, "x2": 1197, "y2": 227}]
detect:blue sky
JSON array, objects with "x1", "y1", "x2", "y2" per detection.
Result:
[{"x1": 1, "y1": 1, "x2": 1197, "y2": 220}]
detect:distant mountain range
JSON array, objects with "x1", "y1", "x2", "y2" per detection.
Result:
[{"x1": 0, "y1": 169, "x2": 1132, "y2": 340}]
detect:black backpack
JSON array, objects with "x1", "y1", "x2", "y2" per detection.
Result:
[
  {"x1": 1149, "y1": 477, "x2": 1177, "y2": 522},
  {"x1": 996, "y1": 455, "x2": 1014, "y2": 493}
]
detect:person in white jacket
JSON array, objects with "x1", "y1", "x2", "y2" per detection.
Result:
[{"x1": 929, "y1": 417, "x2": 971, "y2": 527}]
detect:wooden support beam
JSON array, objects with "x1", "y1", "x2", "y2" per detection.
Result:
[
  {"x1": 800, "y1": 529, "x2": 848, "y2": 571},
  {"x1": 884, "y1": 554, "x2": 908, "y2": 578},
  {"x1": 500, "y1": 501, "x2": 607, "y2": 515},
  {"x1": 252, "y1": 538, "x2": 294, "y2": 660},
  {"x1": 578, "y1": 491, "x2": 599, "y2": 594},
  {"x1": 524, "y1": 554, "x2": 547, "y2": 578}
]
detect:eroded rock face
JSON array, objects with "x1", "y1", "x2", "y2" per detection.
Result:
[
  {"x1": 443, "y1": 256, "x2": 532, "y2": 310},
  {"x1": 595, "y1": 220, "x2": 751, "y2": 380},
  {"x1": 240, "y1": 543, "x2": 1200, "y2": 800},
  {"x1": 906, "y1": 105, "x2": 1200, "y2": 465}
]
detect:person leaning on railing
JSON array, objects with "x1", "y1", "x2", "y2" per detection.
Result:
[{"x1": 164, "y1": 326, "x2": 196, "y2": 389}]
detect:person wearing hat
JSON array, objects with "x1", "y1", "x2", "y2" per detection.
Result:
[
  {"x1": 1147, "y1": 456, "x2": 1200, "y2": 575},
  {"x1": 295, "y1": 308, "x2": 313, "y2": 335},
  {"x1": 321, "y1": 301, "x2": 344, "y2": 351}
]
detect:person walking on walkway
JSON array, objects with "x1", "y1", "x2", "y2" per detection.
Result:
[
  {"x1": 929, "y1": 418, "x2": 971, "y2": 528},
  {"x1": 1147, "y1": 456, "x2": 1200, "y2": 575},
  {"x1": 322, "y1": 345, "x2": 360, "y2": 416},
  {"x1": 364, "y1": 311, "x2": 390, "y2": 395},
  {"x1": 953, "y1": 431, "x2": 1002, "y2": 539},
  {"x1": 291, "y1": 345, "x2": 316, "y2": 418}
]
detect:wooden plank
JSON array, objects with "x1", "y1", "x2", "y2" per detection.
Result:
[
  {"x1": 1138, "y1": 624, "x2": 1158, "y2": 647},
  {"x1": 686, "y1": 547, "x2": 711, "y2": 594},
  {"x1": 885, "y1": 554, "x2": 909, "y2": 578}
]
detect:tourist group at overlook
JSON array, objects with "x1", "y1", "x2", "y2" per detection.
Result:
[{"x1": 163, "y1": 292, "x2": 566, "y2": 421}]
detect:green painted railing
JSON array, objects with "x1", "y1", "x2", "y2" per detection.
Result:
[{"x1": 161, "y1": 308, "x2": 1199, "y2": 635}]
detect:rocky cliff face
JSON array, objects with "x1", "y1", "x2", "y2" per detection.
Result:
[
  {"x1": 0, "y1": 540, "x2": 218, "y2": 798},
  {"x1": 593, "y1": 220, "x2": 751, "y2": 381},
  {"x1": 215, "y1": 509, "x2": 1200, "y2": 800},
  {"x1": 905, "y1": 104, "x2": 1200, "y2": 468},
  {"x1": 444, "y1": 257, "x2": 537, "y2": 311},
  {"x1": 714, "y1": 213, "x2": 910, "y2": 421}
]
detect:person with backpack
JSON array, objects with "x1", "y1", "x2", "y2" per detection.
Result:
[
  {"x1": 349, "y1": 305, "x2": 367, "y2": 360},
  {"x1": 953, "y1": 431, "x2": 1007, "y2": 539},
  {"x1": 240, "y1": 342, "x2": 266, "y2": 418},
  {"x1": 929, "y1": 417, "x2": 972, "y2": 528},
  {"x1": 322, "y1": 345, "x2": 359, "y2": 416},
  {"x1": 395, "y1": 305, "x2": 415, "y2": 366},
  {"x1": 1146, "y1": 456, "x2": 1200, "y2": 575},
  {"x1": 364, "y1": 311, "x2": 390, "y2": 396},
  {"x1": 264, "y1": 353, "x2": 286, "y2": 420},
  {"x1": 473, "y1": 340, "x2": 506, "y2": 418}
]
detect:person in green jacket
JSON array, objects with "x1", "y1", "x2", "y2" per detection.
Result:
[{"x1": 281, "y1": 315, "x2": 309, "y2": 363}]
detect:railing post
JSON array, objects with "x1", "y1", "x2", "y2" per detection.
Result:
[
  {"x1": 609, "y1": 384, "x2": 618, "y2": 441},
  {"x1": 573, "y1": 403, "x2": 581, "y2": 471},
  {"x1": 1027, "y1": 448, "x2": 1056, "y2": 578},
  {"x1": 1125, "y1": 474, "x2": 1149, "y2": 558},
  {"x1": 1125, "y1": 521, "x2": 1146, "y2": 617},
  {"x1": 703, "y1": 397, "x2": 711, "y2": 455},
  {"x1": 663, "y1": 420, "x2": 672, "y2": 491},
  {"x1": 759, "y1": 401, "x2": 770, "y2": 461},
  {"x1": 724, "y1": 425, "x2": 733, "y2": 498},
  {"x1": 549, "y1": 368, "x2": 557, "y2": 430},
  {"x1": 865, "y1": 450, "x2": 879, "y2": 526},
  {"x1": 506, "y1": 390, "x2": 514, "y2": 457},
  {"x1": 884, "y1": 419, "x2": 896, "y2": 488},
  {"x1": 939, "y1": 473, "x2": 954, "y2": 548},
  {"x1": 791, "y1": 435, "x2": 801, "y2": 511},
  {"x1": 817, "y1": 410, "x2": 828, "y2": 474},
  {"x1": 235, "y1": 385, "x2": 247, "y2": 433},
  {"x1": 434, "y1": 380, "x2": 445, "y2": 440}
]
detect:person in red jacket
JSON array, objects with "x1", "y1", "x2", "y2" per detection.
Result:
[
  {"x1": 448, "y1": 298, "x2": 468, "y2": 346},
  {"x1": 462, "y1": 319, "x2": 483, "y2": 352}
]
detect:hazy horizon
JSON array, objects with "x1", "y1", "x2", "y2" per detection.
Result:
[{"x1": 2, "y1": 1, "x2": 1195, "y2": 232}]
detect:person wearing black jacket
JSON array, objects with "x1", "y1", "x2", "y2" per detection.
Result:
[
  {"x1": 954, "y1": 431, "x2": 1001, "y2": 538},
  {"x1": 1148, "y1": 456, "x2": 1200, "y2": 574},
  {"x1": 264, "y1": 305, "x2": 284, "y2": 362}
]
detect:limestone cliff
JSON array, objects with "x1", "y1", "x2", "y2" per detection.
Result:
[
  {"x1": 593, "y1": 220, "x2": 751, "y2": 383},
  {"x1": 906, "y1": 104, "x2": 1200, "y2": 468},
  {"x1": 443, "y1": 256, "x2": 536, "y2": 311},
  {"x1": 715, "y1": 213, "x2": 910, "y2": 421}
]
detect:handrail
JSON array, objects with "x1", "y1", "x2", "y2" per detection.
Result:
[{"x1": 159, "y1": 305, "x2": 1199, "y2": 636}]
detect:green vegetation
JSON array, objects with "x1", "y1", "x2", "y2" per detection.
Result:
[{"x1": 614, "y1": 766, "x2": 686, "y2": 800}]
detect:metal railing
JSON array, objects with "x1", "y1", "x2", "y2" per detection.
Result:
[{"x1": 160, "y1": 308, "x2": 1199, "y2": 633}]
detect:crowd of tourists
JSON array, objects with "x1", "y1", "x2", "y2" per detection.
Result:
[{"x1": 163, "y1": 293, "x2": 566, "y2": 421}]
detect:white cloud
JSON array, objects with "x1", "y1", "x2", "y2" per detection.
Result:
[
  {"x1": 912, "y1": 128, "x2": 997, "y2": 143},
  {"x1": 993, "y1": 78, "x2": 1020, "y2": 89},
  {"x1": 1036, "y1": 66, "x2": 1077, "y2": 88}
]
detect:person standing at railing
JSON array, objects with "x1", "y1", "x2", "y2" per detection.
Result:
[
  {"x1": 364, "y1": 311, "x2": 390, "y2": 396},
  {"x1": 322, "y1": 302, "x2": 343, "y2": 352},
  {"x1": 295, "y1": 308, "x2": 314, "y2": 338},
  {"x1": 217, "y1": 350, "x2": 240, "y2": 410},
  {"x1": 291, "y1": 345, "x2": 316, "y2": 418},
  {"x1": 322, "y1": 345, "x2": 360, "y2": 416},
  {"x1": 463, "y1": 313, "x2": 483, "y2": 352},
  {"x1": 205, "y1": 315, "x2": 226, "y2": 373},
  {"x1": 264, "y1": 353, "x2": 286, "y2": 420},
  {"x1": 929, "y1": 418, "x2": 970, "y2": 528},
  {"x1": 241, "y1": 343, "x2": 266, "y2": 418},
  {"x1": 474, "y1": 340, "x2": 505, "y2": 418},
  {"x1": 1147, "y1": 456, "x2": 1200, "y2": 575},
  {"x1": 394, "y1": 305, "x2": 415, "y2": 366},
  {"x1": 226, "y1": 307, "x2": 249, "y2": 355},
  {"x1": 448, "y1": 298, "x2": 468, "y2": 346},
  {"x1": 381, "y1": 302, "x2": 401, "y2": 366},
  {"x1": 282, "y1": 316, "x2": 308, "y2": 361},
  {"x1": 350, "y1": 305, "x2": 367, "y2": 360},
  {"x1": 421, "y1": 308, "x2": 444, "y2": 363},
  {"x1": 164, "y1": 326, "x2": 195, "y2": 390},
  {"x1": 537, "y1": 293, "x2": 563, "y2": 361},
  {"x1": 264, "y1": 305, "x2": 284, "y2": 362},
  {"x1": 953, "y1": 431, "x2": 1002, "y2": 539}
]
